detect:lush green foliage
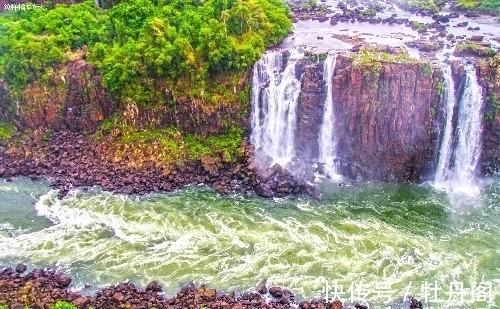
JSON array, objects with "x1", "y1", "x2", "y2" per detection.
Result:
[
  {"x1": 103, "y1": 124, "x2": 245, "y2": 163},
  {"x1": 0, "y1": 0, "x2": 291, "y2": 105},
  {"x1": 50, "y1": 301, "x2": 79, "y2": 309},
  {"x1": 0, "y1": 1, "x2": 107, "y2": 96},
  {"x1": 455, "y1": 42, "x2": 496, "y2": 57},
  {"x1": 456, "y1": 0, "x2": 500, "y2": 14},
  {"x1": 0, "y1": 121, "x2": 15, "y2": 141},
  {"x1": 396, "y1": 0, "x2": 439, "y2": 13}
]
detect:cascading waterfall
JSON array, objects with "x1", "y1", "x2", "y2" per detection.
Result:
[
  {"x1": 250, "y1": 48, "x2": 304, "y2": 166},
  {"x1": 434, "y1": 64, "x2": 457, "y2": 183},
  {"x1": 453, "y1": 66, "x2": 484, "y2": 184},
  {"x1": 434, "y1": 65, "x2": 484, "y2": 193},
  {"x1": 317, "y1": 53, "x2": 341, "y2": 180}
]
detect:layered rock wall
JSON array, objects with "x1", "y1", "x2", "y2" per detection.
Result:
[
  {"x1": 1, "y1": 59, "x2": 248, "y2": 136},
  {"x1": 330, "y1": 55, "x2": 443, "y2": 181},
  {"x1": 477, "y1": 57, "x2": 500, "y2": 174},
  {"x1": 292, "y1": 54, "x2": 442, "y2": 182}
]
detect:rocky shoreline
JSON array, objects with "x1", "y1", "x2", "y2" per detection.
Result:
[
  {"x1": 0, "y1": 265, "x2": 424, "y2": 309},
  {"x1": 0, "y1": 130, "x2": 316, "y2": 198}
]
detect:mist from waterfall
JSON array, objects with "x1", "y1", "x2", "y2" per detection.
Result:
[
  {"x1": 434, "y1": 65, "x2": 484, "y2": 195},
  {"x1": 317, "y1": 53, "x2": 341, "y2": 180},
  {"x1": 250, "y1": 48, "x2": 304, "y2": 166}
]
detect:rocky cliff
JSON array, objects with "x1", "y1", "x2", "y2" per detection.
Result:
[
  {"x1": 292, "y1": 53, "x2": 442, "y2": 182},
  {"x1": 3, "y1": 47, "x2": 500, "y2": 195},
  {"x1": 477, "y1": 55, "x2": 500, "y2": 175},
  {"x1": 1, "y1": 57, "x2": 248, "y2": 136}
]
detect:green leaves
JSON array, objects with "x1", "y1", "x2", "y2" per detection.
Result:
[{"x1": 0, "y1": 0, "x2": 292, "y2": 106}]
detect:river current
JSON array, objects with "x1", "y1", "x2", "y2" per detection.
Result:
[{"x1": 1, "y1": 177, "x2": 499, "y2": 308}]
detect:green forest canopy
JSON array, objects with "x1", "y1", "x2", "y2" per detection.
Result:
[{"x1": 0, "y1": 0, "x2": 292, "y2": 105}]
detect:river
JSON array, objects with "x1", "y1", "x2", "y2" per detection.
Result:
[{"x1": 1, "y1": 177, "x2": 499, "y2": 308}]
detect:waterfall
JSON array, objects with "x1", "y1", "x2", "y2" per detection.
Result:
[
  {"x1": 250, "y1": 48, "x2": 304, "y2": 166},
  {"x1": 453, "y1": 66, "x2": 483, "y2": 184},
  {"x1": 434, "y1": 65, "x2": 484, "y2": 193},
  {"x1": 434, "y1": 64, "x2": 457, "y2": 183},
  {"x1": 317, "y1": 53, "x2": 341, "y2": 180}
]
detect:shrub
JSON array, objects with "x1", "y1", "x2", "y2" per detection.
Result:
[{"x1": 51, "y1": 301, "x2": 78, "y2": 309}]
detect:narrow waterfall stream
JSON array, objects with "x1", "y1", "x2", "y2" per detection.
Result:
[
  {"x1": 317, "y1": 53, "x2": 341, "y2": 180},
  {"x1": 434, "y1": 64, "x2": 457, "y2": 183},
  {"x1": 435, "y1": 65, "x2": 484, "y2": 194},
  {"x1": 453, "y1": 66, "x2": 484, "y2": 186}
]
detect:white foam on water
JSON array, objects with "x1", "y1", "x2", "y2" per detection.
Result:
[{"x1": 1, "y1": 184, "x2": 498, "y2": 304}]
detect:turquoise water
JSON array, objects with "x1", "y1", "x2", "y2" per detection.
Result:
[{"x1": 1, "y1": 177, "x2": 499, "y2": 308}]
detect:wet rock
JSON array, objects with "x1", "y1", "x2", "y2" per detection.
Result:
[
  {"x1": 73, "y1": 296, "x2": 90, "y2": 307},
  {"x1": 256, "y1": 281, "x2": 267, "y2": 294},
  {"x1": 146, "y1": 281, "x2": 162, "y2": 292},
  {"x1": 56, "y1": 275, "x2": 72, "y2": 287},
  {"x1": 269, "y1": 286, "x2": 283, "y2": 298},
  {"x1": 332, "y1": 299, "x2": 343, "y2": 309},
  {"x1": 112, "y1": 292, "x2": 124, "y2": 302},
  {"x1": 405, "y1": 39, "x2": 443, "y2": 52},
  {"x1": 10, "y1": 303, "x2": 23, "y2": 309},
  {"x1": 15, "y1": 264, "x2": 26, "y2": 273},
  {"x1": 465, "y1": 11, "x2": 479, "y2": 17},
  {"x1": 409, "y1": 297, "x2": 423, "y2": 308}
]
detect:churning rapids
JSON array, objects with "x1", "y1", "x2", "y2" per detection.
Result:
[{"x1": 1, "y1": 178, "x2": 500, "y2": 307}]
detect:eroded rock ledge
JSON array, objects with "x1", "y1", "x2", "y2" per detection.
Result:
[
  {"x1": 0, "y1": 131, "x2": 314, "y2": 198},
  {"x1": 0, "y1": 265, "x2": 424, "y2": 309}
]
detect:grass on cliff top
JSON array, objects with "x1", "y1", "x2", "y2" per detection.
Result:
[
  {"x1": 396, "y1": 0, "x2": 440, "y2": 13},
  {"x1": 455, "y1": 0, "x2": 500, "y2": 14},
  {"x1": 0, "y1": 121, "x2": 15, "y2": 141},
  {"x1": 455, "y1": 42, "x2": 497, "y2": 57},
  {"x1": 351, "y1": 48, "x2": 435, "y2": 78}
]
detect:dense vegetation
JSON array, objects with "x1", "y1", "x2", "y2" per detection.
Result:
[
  {"x1": 395, "y1": 0, "x2": 500, "y2": 14},
  {"x1": 0, "y1": 0, "x2": 292, "y2": 103},
  {"x1": 455, "y1": 0, "x2": 500, "y2": 14},
  {"x1": 395, "y1": 0, "x2": 440, "y2": 13},
  {"x1": 0, "y1": 0, "x2": 292, "y2": 162}
]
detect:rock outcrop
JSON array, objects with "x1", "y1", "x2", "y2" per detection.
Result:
[
  {"x1": 330, "y1": 55, "x2": 442, "y2": 181},
  {"x1": 292, "y1": 53, "x2": 442, "y2": 182},
  {"x1": 476, "y1": 56, "x2": 500, "y2": 175},
  {"x1": 2, "y1": 58, "x2": 248, "y2": 136},
  {"x1": 17, "y1": 59, "x2": 116, "y2": 133}
]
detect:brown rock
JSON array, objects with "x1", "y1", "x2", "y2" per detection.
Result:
[
  {"x1": 256, "y1": 281, "x2": 267, "y2": 294},
  {"x1": 112, "y1": 292, "x2": 124, "y2": 302},
  {"x1": 15, "y1": 264, "x2": 27, "y2": 273},
  {"x1": 72, "y1": 296, "x2": 90, "y2": 307},
  {"x1": 332, "y1": 299, "x2": 342, "y2": 309},
  {"x1": 203, "y1": 288, "x2": 216, "y2": 299},
  {"x1": 56, "y1": 275, "x2": 72, "y2": 287}
]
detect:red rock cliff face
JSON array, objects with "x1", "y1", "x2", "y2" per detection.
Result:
[
  {"x1": 477, "y1": 57, "x2": 500, "y2": 175},
  {"x1": 327, "y1": 55, "x2": 442, "y2": 181},
  {"x1": 16, "y1": 59, "x2": 116, "y2": 132},
  {"x1": 2, "y1": 58, "x2": 248, "y2": 136}
]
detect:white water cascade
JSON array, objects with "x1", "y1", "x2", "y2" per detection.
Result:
[
  {"x1": 434, "y1": 65, "x2": 484, "y2": 193},
  {"x1": 250, "y1": 48, "x2": 304, "y2": 166},
  {"x1": 434, "y1": 64, "x2": 457, "y2": 183},
  {"x1": 317, "y1": 53, "x2": 341, "y2": 180}
]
